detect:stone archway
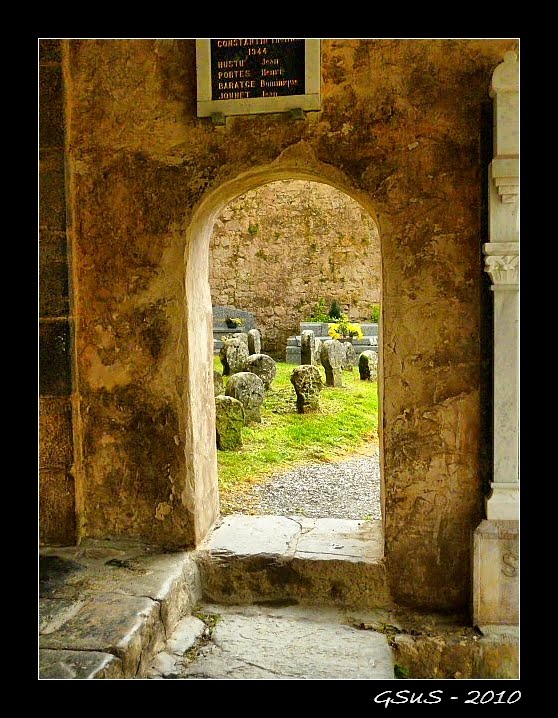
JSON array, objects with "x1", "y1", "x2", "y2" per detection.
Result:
[{"x1": 182, "y1": 148, "x2": 385, "y2": 543}]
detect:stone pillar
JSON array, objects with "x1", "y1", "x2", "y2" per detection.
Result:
[
  {"x1": 483, "y1": 51, "x2": 519, "y2": 522},
  {"x1": 473, "y1": 51, "x2": 519, "y2": 628}
]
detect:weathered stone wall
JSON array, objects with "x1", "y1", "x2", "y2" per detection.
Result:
[
  {"x1": 39, "y1": 40, "x2": 76, "y2": 545},
  {"x1": 209, "y1": 180, "x2": 381, "y2": 354},
  {"x1": 62, "y1": 38, "x2": 518, "y2": 609}
]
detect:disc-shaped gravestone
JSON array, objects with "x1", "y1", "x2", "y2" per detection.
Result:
[
  {"x1": 244, "y1": 353, "x2": 277, "y2": 390},
  {"x1": 220, "y1": 337, "x2": 249, "y2": 376},
  {"x1": 290, "y1": 365, "x2": 324, "y2": 413},
  {"x1": 225, "y1": 371, "x2": 265, "y2": 423},
  {"x1": 232, "y1": 332, "x2": 249, "y2": 347}
]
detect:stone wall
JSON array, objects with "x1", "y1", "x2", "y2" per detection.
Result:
[
  {"x1": 61, "y1": 38, "x2": 518, "y2": 610},
  {"x1": 39, "y1": 40, "x2": 76, "y2": 545},
  {"x1": 209, "y1": 180, "x2": 381, "y2": 354}
]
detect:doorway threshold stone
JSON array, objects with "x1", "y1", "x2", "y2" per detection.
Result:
[{"x1": 196, "y1": 514, "x2": 391, "y2": 609}]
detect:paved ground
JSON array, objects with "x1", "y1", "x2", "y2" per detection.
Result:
[
  {"x1": 230, "y1": 452, "x2": 381, "y2": 520},
  {"x1": 39, "y1": 528, "x2": 518, "y2": 679},
  {"x1": 172, "y1": 605, "x2": 394, "y2": 680}
]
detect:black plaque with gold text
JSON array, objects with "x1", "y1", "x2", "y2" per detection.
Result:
[{"x1": 210, "y1": 39, "x2": 305, "y2": 101}]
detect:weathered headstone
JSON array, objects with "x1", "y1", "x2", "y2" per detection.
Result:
[
  {"x1": 215, "y1": 395, "x2": 245, "y2": 450},
  {"x1": 301, "y1": 330, "x2": 315, "y2": 365},
  {"x1": 313, "y1": 337, "x2": 323, "y2": 366},
  {"x1": 244, "y1": 353, "x2": 276, "y2": 390},
  {"x1": 342, "y1": 341, "x2": 356, "y2": 371},
  {"x1": 225, "y1": 372, "x2": 265, "y2": 423},
  {"x1": 247, "y1": 329, "x2": 261, "y2": 355},
  {"x1": 359, "y1": 350, "x2": 378, "y2": 381},
  {"x1": 213, "y1": 370, "x2": 224, "y2": 396},
  {"x1": 232, "y1": 332, "x2": 249, "y2": 347},
  {"x1": 320, "y1": 339, "x2": 345, "y2": 387},
  {"x1": 220, "y1": 338, "x2": 249, "y2": 376},
  {"x1": 290, "y1": 365, "x2": 324, "y2": 413}
]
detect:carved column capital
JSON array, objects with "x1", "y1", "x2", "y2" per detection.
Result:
[{"x1": 483, "y1": 242, "x2": 519, "y2": 288}]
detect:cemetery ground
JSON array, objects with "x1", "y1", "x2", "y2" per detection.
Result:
[{"x1": 215, "y1": 357, "x2": 379, "y2": 515}]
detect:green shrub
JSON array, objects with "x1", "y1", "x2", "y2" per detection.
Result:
[
  {"x1": 307, "y1": 298, "x2": 330, "y2": 322},
  {"x1": 329, "y1": 299, "x2": 343, "y2": 319},
  {"x1": 370, "y1": 304, "x2": 380, "y2": 323}
]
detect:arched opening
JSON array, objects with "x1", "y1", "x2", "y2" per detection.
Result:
[
  {"x1": 209, "y1": 179, "x2": 381, "y2": 519},
  {"x1": 183, "y1": 161, "x2": 385, "y2": 543}
]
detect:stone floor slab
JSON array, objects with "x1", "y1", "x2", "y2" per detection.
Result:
[
  {"x1": 182, "y1": 609, "x2": 394, "y2": 680},
  {"x1": 166, "y1": 616, "x2": 207, "y2": 655},
  {"x1": 39, "y1": 649, "x2": 124, "y2": 679},
  {"x1": 39, "y1": 541, "x2": 202, "y2": 678},
  {"x1": 39, "y1": 592, "x2": 164, "y2": 676},
  {"x1": 295, "y1": 518, "x2": 384, "y2": 562},
  {"x1": 204, "y1": 515, "x2": 301, "y2": 557}
]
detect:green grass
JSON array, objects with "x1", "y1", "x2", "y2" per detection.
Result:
[{"x1": 215, "y1": 357, "x2": 379, "y2": 506}]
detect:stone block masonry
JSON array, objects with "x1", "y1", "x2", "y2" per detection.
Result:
[
  {"x1": 209, "y1": 180, "x2": 381, "y2": 354},
  {"x1": 39, "y1": 40, "x2": 75, "y2": 546},
  {"x1": 62, "y1": 38, "x2": 517, "y2": 609}
]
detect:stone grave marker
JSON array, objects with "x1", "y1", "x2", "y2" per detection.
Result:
[
  {"x1": 359, "y1": 350, "x2": 378, "y2": 381},
  {"x1": 342, "y1": 341, "x2": 356, "y2": 372},
  {"x1": 290, "y1": 365, "x2": 324, "y2": 413},
  {"x1": 247, "y1": 329, "x2": 261, "y2": 355},
  {"x1": 320, "y1": 339, "x2": 345, "y2": 387},
  {"x1": 220, "y1": 337, "x2": 249, "y2": 376},
  {"x1": 232, "y1": 332, "x2": 249, "y2": 346},
  {"x1": 244, "y1": 354, "x2": 276, "y2": 390},
  {"x1": 214, "y1": 370, "x2": 224, "y2": 396},
  {"x1": 215, "y1": 395, "x2": 245, "y2": 450},
  {"x1": 225, "y1": 372, "x2": 266, "y2": 423},
  {"x1": 301, "y1": 330, "x2": 315, "y2": 365}
]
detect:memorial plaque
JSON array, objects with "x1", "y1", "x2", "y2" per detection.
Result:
[{"x1": 197, "y1": 39, "x2": 321, "y2": 118}]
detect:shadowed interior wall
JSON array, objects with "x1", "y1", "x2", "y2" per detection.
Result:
[
  {"x1": 39, "y1": 39, "x2": 76, "y2": 545},
  {"x1": 63, "y1": 38, "x2": 517, "y2": 609},
  {"x1": 209, "y1": 180, "x2": 381, "y2": 354}
]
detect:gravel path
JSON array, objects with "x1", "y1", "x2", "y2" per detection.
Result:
[{"x1": 249, "y1": 452, "x2": 381, "y2": 520}]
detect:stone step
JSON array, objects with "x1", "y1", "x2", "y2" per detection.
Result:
[
  {"x1": 177, "y1": 604, "x2": 394, "y2": 680},
  {"x1": 39, "y1": 542, "x2": 202, "y2": 679},
  {"x1": 196, "y1": 515, "x2": 391, "y2": 610}
]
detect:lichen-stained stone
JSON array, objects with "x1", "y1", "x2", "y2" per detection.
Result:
[
  {"x1": 320, "y1": 339, "x2": 345, "y2": 387},
  {"x1": 342, "y1": 341, "x2": 356, "y2": 371},
  {"x1": 244, "y1": 353, "x2": 276, "y2": 390},
  {"x1": 359, "y1": 350, "x2": 378, "y2": 381},
  {"x1": 290, "y1": 365, "x2": 323, "y2": 413},
  {"x1": 213, "y1": 370, "x2": 224, "y2": 397},
  {"x1": 232, "y1": 332, "x2": 249, "y2": 346},
  {"x1": 313, "y1": 337, "x2": 322, "y2": 366},
  {"x1": 220, "y1": 337, "x2": 249, "y2": 376},
  {"x1": 247, "y1": 328, "x2": 261, "y2": 355},
  {"x1": 225, "y1": 372, "x2": 265, "y2": 423},
  {"x1": 215, "y1": 395, "x2": 245, "y2": 450}
]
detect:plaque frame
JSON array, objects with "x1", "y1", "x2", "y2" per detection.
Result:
[{"x1": 196, "y1": 39, "x2": 321, "y2": 118}]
